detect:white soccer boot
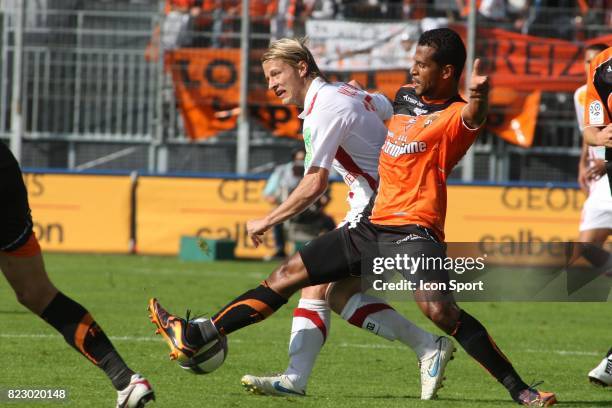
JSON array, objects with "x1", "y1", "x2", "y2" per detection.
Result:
[
  {"x1": 116, "y1": 374, "x2": 155, "y2": 408},
  {"x1": 588, "y1": 355, "x2": 612, "y2": 387},
  {"x1": 241, "y1": 374, "x2": 306, "y2": 397},
  {"x1": 419, "y1": 336, "x2": 456, "y2": 400}
]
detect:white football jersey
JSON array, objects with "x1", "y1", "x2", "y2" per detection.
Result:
[{"x1": 299, "y1": 77, "x2": 391, "y2": 224}]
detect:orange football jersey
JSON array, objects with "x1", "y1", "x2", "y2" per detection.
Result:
[
  {"x1": 584, "y1": 46, "x2": 611, "y2": 128},
  {"x1": 370, "y1": 85, "x2": 482, "y2": 241}
]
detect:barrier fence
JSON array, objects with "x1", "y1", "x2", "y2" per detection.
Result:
[{"x1": 26, "y1": 171, "x2": 587, "y2": 259}]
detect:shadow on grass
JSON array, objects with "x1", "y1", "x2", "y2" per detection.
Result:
[
  {"x1": 557, "y1": 401, "x2": 612, "y2": 407},
  {"x1": 336, "y1": 394, "x2": 612, "y2": 407},
  {"x1": 0, "y1": 309, "x2": 29, "y2": 314},
  {"x1": 330, "y1": 394, "x2": 510, "y2": 404}
]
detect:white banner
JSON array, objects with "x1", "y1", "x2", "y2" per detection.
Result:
[{"x1": 306, "y1": 19, "x2": 447, "y2": 71}]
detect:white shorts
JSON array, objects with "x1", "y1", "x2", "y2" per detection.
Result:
[{"x1": 580, "y1": 196, "x2": 612, "y2": 232}]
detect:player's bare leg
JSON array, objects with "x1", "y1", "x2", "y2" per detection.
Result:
[
  {"x1": 0, "y1": 252, "x2": 58, "y2": 314},
  {"x1": 566, "y1": 229, "x2": 612, "y2": 273},
  {"x1": 414, "y1": 289, "x2": 556, "y2": 407},
  {"x1": 579, "y1": 229, "x2": 611, "y2": 246},
  {"x1": 0, "y1": 251, "x2": 155, "y2": 408}
]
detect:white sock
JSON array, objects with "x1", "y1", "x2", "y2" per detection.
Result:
[
  {"x1": 340, "y1": 293, "x2": 437, "y2": 359},
  {"x1": 284, "y1": 299, "x2": 330, "y2": 390}
]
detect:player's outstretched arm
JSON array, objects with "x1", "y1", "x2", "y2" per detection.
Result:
[
  {"x1": 461, "y1": 58, "x2": 489, "y2": 129},
  {"x1": 246, "y1": 166, "x2": 329, "y2": 247},
  {"x1": 578, "y1": 139, "x2": 590, "y2": 193}
]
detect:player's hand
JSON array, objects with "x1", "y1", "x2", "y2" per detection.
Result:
[
  {"x1": 594, "y1": 124, "x2": 612, "y2": 147},
  {"x1": 469, "y1": 58, "x2": 489, "y2": 100},
  {"x1": 586, "y1": 159, "x2": 606, "y2": 181},
  {"x1": 463, "y1": 58, "x2": 489, "y2": 128},
  {"x1": 347, "y1": 79, "x2": 363, "y2": 90},
  {"x1": 246, "y1": 218, "x2": 270, "y2": 248},
  {"x1": 578, "y1": 166, "x2": 589, "y2": 193}
]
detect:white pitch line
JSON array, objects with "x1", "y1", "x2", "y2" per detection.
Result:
[
  {"x1": 0, "y1": 334, "x2": 601, "y2": 356},
  {"x1": 524, "y1": 348, "x2": 599, "y2": 357}
]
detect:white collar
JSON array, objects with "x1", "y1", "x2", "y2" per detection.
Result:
[{"x1": 298, "y1": 77, "x2": 327, "y2": 119}]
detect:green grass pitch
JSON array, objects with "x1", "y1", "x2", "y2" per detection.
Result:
[{"x1": 0, "y1": 253, "x2": 610, "y2": 407}]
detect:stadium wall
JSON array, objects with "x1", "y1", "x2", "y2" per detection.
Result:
[{"x1": 24, "y1": 171, "x2": 588, "y2": 257}]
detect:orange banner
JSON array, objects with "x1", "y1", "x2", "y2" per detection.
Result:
[
  {"x1": 488, "y1": 88, "x2": 541, "y2": 147},
  {"x1": 454, "y1": 26, "x2": 612, "y2": 92},
  {"x1": 168, "y1": 30, "x2": 610, "y2": 143},
  {"x1": 166, "y1": 49, "x2": 303, "y2": 139},
  {"x1": 24, "y1": 173, "x2": 133, "y2": 253}
]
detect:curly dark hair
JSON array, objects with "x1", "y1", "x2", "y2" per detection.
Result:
[{"x1": 418, "y1": 28, "x2": 466, "y2": 81}]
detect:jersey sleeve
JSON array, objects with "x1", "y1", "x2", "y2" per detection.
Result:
[
  {"x1": 573, "y1": 86, "x2": 586, "y2": 131},
  {"x1": 443, "y1": 105, "x2": 481, "y2": 167},
  {"x1": 584, "y1": 48, "x2": 611, "y2": 128},
  {"x1": 368, "y1": 92, "x2": 393, "y2": 121},
  {"x1": 303, "y1": 109, "x2": 352, "y2": 171}
]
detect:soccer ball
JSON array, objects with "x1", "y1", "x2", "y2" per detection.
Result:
[{"x1": 178, "y1": 320, "x2": 228, "y2": 375}]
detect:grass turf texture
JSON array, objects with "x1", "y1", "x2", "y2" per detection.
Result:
[{"x1": 0, "y1": 253, "x2": 610, "y2": 407}]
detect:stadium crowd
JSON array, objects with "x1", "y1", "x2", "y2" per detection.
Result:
[{"x1": 160, "y1": 0, "x2": 611, "y2": 49}]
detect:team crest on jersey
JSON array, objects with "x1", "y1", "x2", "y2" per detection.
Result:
[
  {"x1": 403, "y1": 118, "x2": 417, "y2": 132},
  {"x1": 303, "y1": 128, "x2": 313, "y2": 167},
  {"x1": 589, "y1": 101, "x2": 603, "y2": 125},
  {"x1": 423, "y1": 113, "x2": 441, "y2": 127}
]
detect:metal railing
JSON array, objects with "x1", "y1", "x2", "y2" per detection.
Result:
[{"x1": 0, "y1": 8, "x2": 160, "y2": 142}]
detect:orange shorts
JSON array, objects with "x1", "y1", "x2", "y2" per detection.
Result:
[{"x1": 2, "y1": 232, "x2": 41, "y2": 258}]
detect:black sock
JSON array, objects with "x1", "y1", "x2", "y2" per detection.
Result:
[
  {"x1": 185, "y1": 284, "x2": 287, "y2": 346},
  {"x1": 99, "y1": 352, "x2": 134, "y2": 390},
  {"x1": 607, "y1": 347, "x2": 612, "y2": 358},
  {"x1": 580, "y1": 244, "x2": 610, "y2": 267},
  {"x1": 567, "y1": 242, "x2": 611, "y2": 268},
  {"x1": 41, "y1": 292, "x2": 134, "y2": 390},
  {"x1": 452, "y1": 310, "x2": 528, "y2": 399}
]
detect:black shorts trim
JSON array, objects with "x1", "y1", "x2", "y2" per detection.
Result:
[
  {"x1": 298, "y1": 225, "x2": 355, "y2": 285},
  {"x1": 300, "y1": 213, "x2": 450, "y2": 284},
  {"x1": 0, "y1": 159, "x2": 33, "y2": 251}
]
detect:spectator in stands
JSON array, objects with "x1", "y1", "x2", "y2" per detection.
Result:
[
  {"x1": 303, "y1": 0, "x2": 340, "y2": 19},
  {"x1": 262, "y1": 148, "x2": 335, "y2": 260},
  {"x1": 522, "y1": 0, "x2": 580, "y2": 40},
  {"x1": 574, "y1": 0, "x2": 612, "y2": 40},
  {"x1": 401, "y1": 0, "x2": 430, "y2": 20},
  {"x1": 214, "y1": 0, "x2": 276, "y2": 48},
  {"x1": 272, "y1": 0, "x2": 318, "y2": 39},
  {"x1": 271, "y1": 0, "x2": 297, "y2": 39},
  {"x1": 262, "y1": 148, "x2": 306, "y2": 260},
  {"x1": 455, "y1": 0, "x2": 529, "y2": 32},
  {"x1": 145, "y1": 0, "x2": 211, "y2": 61}
]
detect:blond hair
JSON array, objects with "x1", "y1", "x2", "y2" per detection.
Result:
[{"x1": 261, "y1": 38, "x2": 326, "y2": 80}]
